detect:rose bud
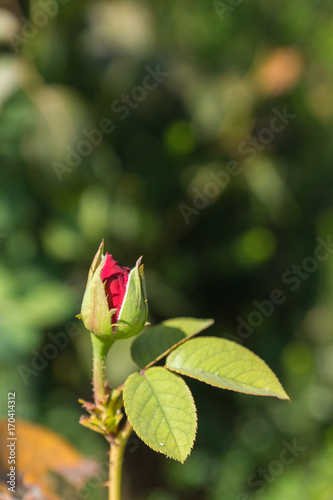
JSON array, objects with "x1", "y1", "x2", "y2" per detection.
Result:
[{"x1": 79, "y1": 241, "x2": 148, "y2": 341}]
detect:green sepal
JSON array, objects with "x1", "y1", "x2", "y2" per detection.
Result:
[
  {"x1": 87, "y1": 240, "x2": 104, "y2": 286},
  {"x1": 80, "y1": 256, "x2": 114, "y2": 339},
  {"x1": 115, "y1": 257, "x2": 148, "y2": 340}
]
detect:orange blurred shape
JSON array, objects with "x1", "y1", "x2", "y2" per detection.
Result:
[
  {"x1": 254, "y1": 47, "x2": 304, "y2": 96},
  {"x1": 0, "y1": 419, "x2": 99, "y2": 499}
]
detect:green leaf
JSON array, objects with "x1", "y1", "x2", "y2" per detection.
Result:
[
  {"x1": 123, "y1": 367, "x2": 197, "y2": 463},
  {"x1": 166, "y1": 337, "x2": 290, "y2": 400},
  {"x1": 131, "y1": 317, "x2": 214, "y2": 368}
]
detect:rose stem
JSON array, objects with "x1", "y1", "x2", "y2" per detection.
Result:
[
  {"x1": 109, "y1": 419, "x2": 133, "y2": 500},
  {"x1": 90, "y1": 332, "x2": 114, "y2": 405}
]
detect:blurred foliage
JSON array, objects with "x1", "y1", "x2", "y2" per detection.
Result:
[{"x1": 1, "y1": 0, "x2": 333, "y2": 499}]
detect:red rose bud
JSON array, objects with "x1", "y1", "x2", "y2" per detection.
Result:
[
  {"x1": 79, "y1": 241, "x2": 148, "y2": 341},
  {"x1": 101, "y1": 254, "x2": 131, "y2": 323}
]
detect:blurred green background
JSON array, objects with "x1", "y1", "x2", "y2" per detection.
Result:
[{"x1": 1, "y1": 0, "x2": 333, "y2": 499}]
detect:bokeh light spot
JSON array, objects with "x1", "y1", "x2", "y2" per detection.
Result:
[
  {"x1": 233, "y1": 227, "x2": 276, "y2": 267},
  {"x1": 164, "y1": 120, "x2": 196, "y2": 155}
]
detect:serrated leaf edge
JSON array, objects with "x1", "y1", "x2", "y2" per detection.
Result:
[
  {"x1": 123, "y1": 369, "x2": 198, "y2": 463},
  {"x1": 166, "y1": 337, "x2": 290, "y2": 401}
]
